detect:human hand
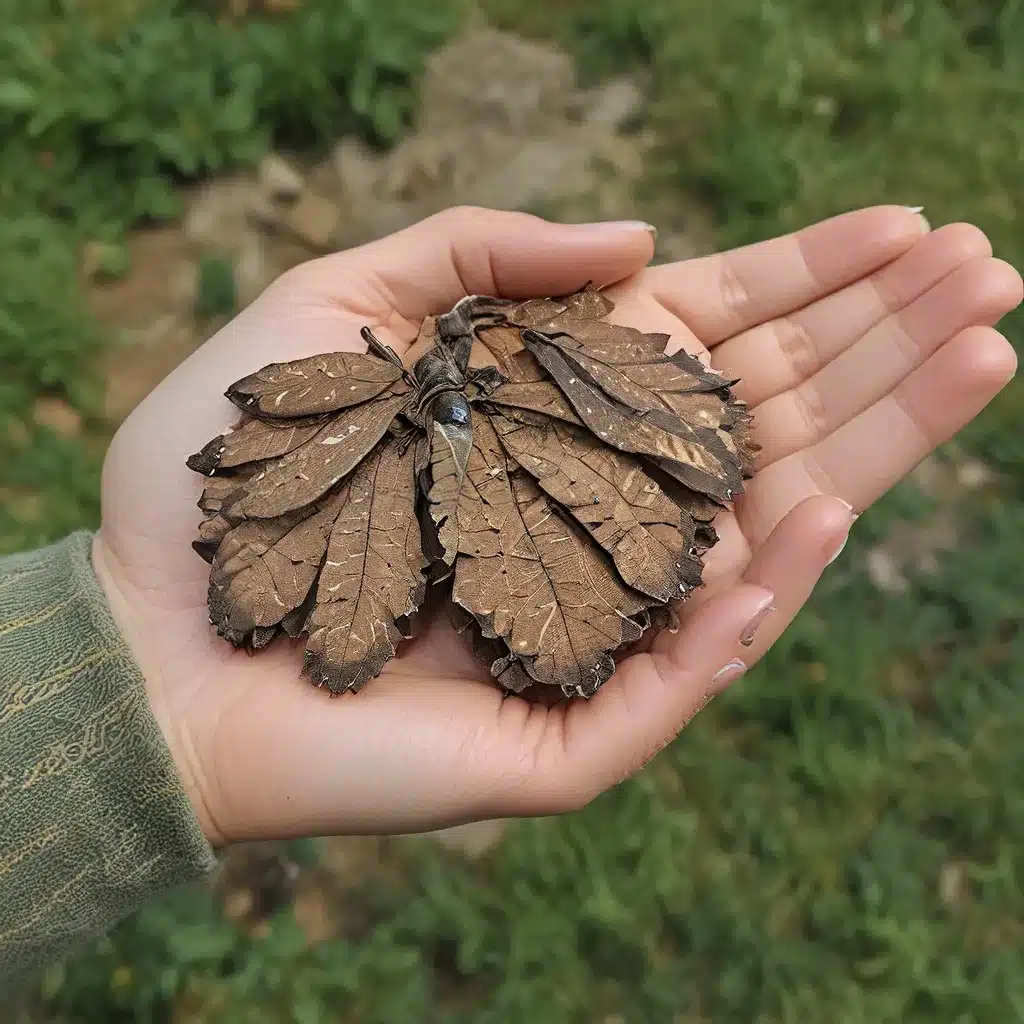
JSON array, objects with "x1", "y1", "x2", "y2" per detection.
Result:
[{"x1": 92, "y1": 206, "x2": 1021, "y2": 845}]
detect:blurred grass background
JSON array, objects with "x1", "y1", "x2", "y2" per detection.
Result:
[{"x1": 2, "y1": 1, "x2": 1022, "y2": 1021}]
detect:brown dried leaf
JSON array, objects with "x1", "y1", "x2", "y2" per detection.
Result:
[
  {"x1": 198, "y1": 465, "x2": 263, "y2": 515},
  {"x1": 187, "y1": 416, "x2": 326, "y2": 475},
  {"x1": 487, "y1": 380, "x2": 583, "y2": 426},
  {"x1": 208, "y1": 489, "x2": 347, "y2": 645},
  {"x1": 226, "y1": 351, "x2": 403, "y2": 419},
  {"x1": 651, "y1": 470, "x2": 723, "y2": 527},
  {"x1": 422, "y1": 404, "x2": 473, "y2": 567},
  {"x1": 557, "y1": 281, "x2": 615, "y2": 320},
  {"x1": 451, "y1": 413, "x2": 514, "y2": 567},
  {"x1": 542, "y1": 329, "x2": 720, "y2": 410},
  {"x1": 193, "y1": 512, "x2": 238, "y2": 563},
  {"x1": 480, "y1": 333, "x2": 545, "y2": 384},
  {"x1": 223, "y1": 387, "x2": 409, "y2": 519},
  {"x1": 413, "y1": 436, "x2": 449, "y2": 576},
  {"x1": 187, "y1": 282, "x2": 757, "y2": 699},
  {"x1": 506, "y1": 288, "x2": 662, "y2": 360},
  {"x1": 528, "y1": 313, "x2": 670, "y2": 361},
  {"x1": 453, "y1": 417, "x2": 652, "y2": 697},
  {"x1": 303, "y1": 436, "x2": 426, "y2": 693},
  {"x1": 504, "y1": 282, "x2": 614, "y2": 330},
  {"x1": 199, "y1": 480, "x2": 240, "y2": 516},
  {"x1": 448, "y1": 603, "x2": 535, "y2": 694},
  {"x1": 504, "y1": 285, "x2": 757, "y2": 482},
  {"x1": 492, "y1": 414, "x2": 704, "y2": 601},
  {"x1": 538, "y1": 323, "x2": 754, "y2": 478},
  {"x1": 474, "y1": 323, "x2": 525, "y2": 373},
  {"x1": 505, "y1": 473, "x2": 651, "y2": 696},
  {"x1": 523, "y1": 335, "x2": 742, "y2": 503},
  {"x1": 646, "y1": 602, "x2": 680, "y2": 634}
]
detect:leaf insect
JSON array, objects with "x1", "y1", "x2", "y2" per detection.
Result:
[{"x1": 187, "y1": 285, "x2": 758, "y2": 699}]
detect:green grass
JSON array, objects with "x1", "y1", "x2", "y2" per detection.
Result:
[
  {"x1": 0, "y1": 0, "x2": 458, "y2": 554},
  {"x1": 4, "y1": 1, "x2": 1023, "y2": 1021}
]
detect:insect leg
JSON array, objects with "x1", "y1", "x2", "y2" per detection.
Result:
[{"x1": 466, "y1": 365, "x2": 508, "y2": 398}]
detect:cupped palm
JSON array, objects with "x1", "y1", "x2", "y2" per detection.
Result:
[{"x1": 92, "y1": 206, "x2": 1021, "y2": 845}]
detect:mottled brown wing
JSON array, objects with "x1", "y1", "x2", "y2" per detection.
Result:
[
  {"x1": 501, "y1": 283, "x2": 612, "y2": 329},
  {"x1": 422, "y1": 412, "x2": 472, "y2": 567},
  {"x1": 486, "y1": 380, "x2": 583, "y2": 427},
  {"x1": 452, "y1": 416, "x2": 653, "y2": 698},
  {"x1": 193, "y1": 512, "x2": 238, "y2": 563},
  {"x1": 556, "y1": 281, "x2": 615, "y2": 321},
  {"x1": 504, "y1": 474, "x2": 652, "y2": 696},
  {"x1": 226, "y1": 351, "x2": 403, "y2": 419},
  {"x1": 302, "y1": 436, "x2": 426, "y2": 693},
  {"x1": 541, "y1": 332, "x2": 758, "y2": 477},
  {"x1": 448, "y1": 604, "x2": 535, "y2": 695},
  {"x1": 223, "y1": 386, "x2": 410, "y2": 519},
  {"x1": 492, "y1": 414, "x2": 704, "y2": 601},
  {"x1": 523, "y1": 335, "x2": 743, "y2": 503},
  {"x1": 543, "y1": 329, "x2": 723, "y2": 407},
  {"x1": 197, "y1": 463, "x2": 266, "y2": 515},
  {"x1": 186, "y1": 416, "x2": 326, "y2": 475},
  {"x1": 207, "y1": 488, "x2": 347, "y2": 646},
  {"x1": 503, "y1": 288, "x2": 758, "y2": 483}
]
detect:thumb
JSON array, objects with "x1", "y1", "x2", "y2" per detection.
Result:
[{"x1": 299, "y1": 205, "x2": 658, "y2": 321}]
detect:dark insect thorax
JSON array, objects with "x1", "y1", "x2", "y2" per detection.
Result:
[
  {"x1": 410, "y1": 340, "x2": 475, "y2": 521},
  {"x1": 411, "y1": 348, "x2": 465, "y2": 420},
  {"x1": 429, "y1": 390, "x2": 471, "y2": 427},
  {"x1": 411, "y1": 304, "x2": 511, "y2": 497}
]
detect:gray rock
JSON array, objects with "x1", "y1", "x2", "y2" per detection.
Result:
[{"x1": 258, "y1": 153, "x2": 305, "y2": 201}]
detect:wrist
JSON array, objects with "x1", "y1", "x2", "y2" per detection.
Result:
[{"x1": 91, "y1": 532, "x2": 229, "y2": 848}]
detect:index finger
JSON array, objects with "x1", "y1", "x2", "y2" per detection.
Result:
[{"x1": 643, "y1": 205, "x2": 929, "y2": 345}]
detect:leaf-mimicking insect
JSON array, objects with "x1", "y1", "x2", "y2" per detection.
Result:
[{"x1": 186, "y1": 284, "x2": 759, "y2": 699}]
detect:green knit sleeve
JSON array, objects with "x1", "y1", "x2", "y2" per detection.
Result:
[{"x1": 0, "y1": 531, "x2": 217, "y2": 988}]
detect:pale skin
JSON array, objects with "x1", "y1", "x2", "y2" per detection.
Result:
[{"x1": 91, "y1": 206, "x2": 1022, "y2": 846}]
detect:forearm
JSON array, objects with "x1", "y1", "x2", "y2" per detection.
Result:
[{"x1": 0, "y1": 532, "x2": 215, "y2": 988}]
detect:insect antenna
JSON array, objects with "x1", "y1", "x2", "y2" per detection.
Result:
[{"x1": 361, "y1": 326, "x2": 418, "y2": 386}]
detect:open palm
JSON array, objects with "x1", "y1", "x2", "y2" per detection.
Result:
[{"x1": 92, "y1": 207, "x2": 1021, "y2": 845}]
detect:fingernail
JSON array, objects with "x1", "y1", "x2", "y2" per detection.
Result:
[
  {"x1": 711, "y1": 659, "x2": 747, "y2": 693},
  {"x1": 826, "y1": 533, "x2": 849, "y2": 566},
  {"x1": 581, "y1": 220, "x2": 657, "y2": 241},
  {"x1": 739, "y1": 596, "x2": 776, "y2": 647},
  {"x1": 833, "y1": 496, "x2": 859, "y2": 521},
  {"x1": 826, "y1": 498, "x2": 856, "y2": 566},
  {"x1": 904, "y1": 205, "x2": 930, "y2": 231}
]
